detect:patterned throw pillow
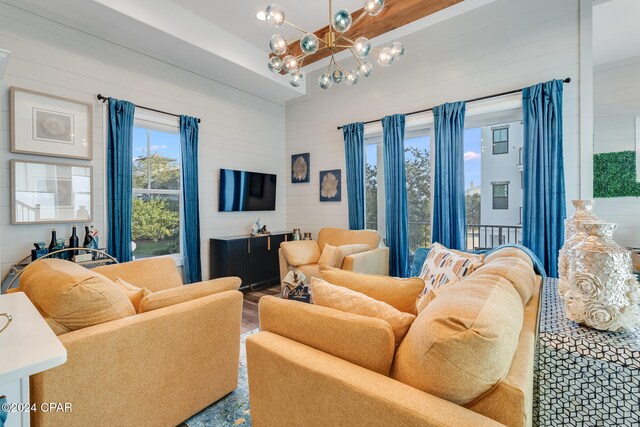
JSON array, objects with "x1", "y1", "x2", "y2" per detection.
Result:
[
  {"x1": 281, "y1": 270, "x2": 314, "y2": 303},
  {"x1": 418, "y1": 243, "x2": 484, "y2": 296}
]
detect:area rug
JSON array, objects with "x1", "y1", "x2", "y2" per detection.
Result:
[{"x1": 185, "y1": 329, "x2": 257, "y2": 427}]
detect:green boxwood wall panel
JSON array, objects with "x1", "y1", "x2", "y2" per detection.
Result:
[{"x1": 593, "y1": 150, "x2": 640, "y2": 198}]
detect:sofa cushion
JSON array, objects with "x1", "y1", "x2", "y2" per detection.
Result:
[
  {"x1": 318, "y1": 244, "x2": 370, "y2": 268},
  {"x1": 21, "y1": 259, "x2": 136, "y2": 332},
  {"x1": 319, "y1": 265, "x2": 424, "y2": 315},
  {"x1": 317, "y1": 228, "x2": 381, "y2": 252},
  {"x1": 139, "y1": 277, "x2": 241, "y2": 313},
  {"x1": 92, "y1": 256, "x2": 183, "y2": 292},
  {"x1": 310, "y1": 277, "x2": 415, "y2": 347},
  {"x1": 418, "y1": 243, "x2": 483, "y2": 295},
  {"x1": 469, "y1": 256, "x2": 536, "y2": 305},
  {"x1": 484, "y1": 247, "x2": 533, "y2": 269},
  {"x1": 391, "y1": 275, "x2": 523, "y2": 405},
  {"x1": 280, "y1": 240, "x2": 321, "y2": 267},
  {"x1": 114, "y1": 277, "x2": 151, "y2": 313}
]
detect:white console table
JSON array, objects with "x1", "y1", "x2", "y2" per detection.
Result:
[{"x1": 0, "y1": 292, "x2": 66, "y2": 427}]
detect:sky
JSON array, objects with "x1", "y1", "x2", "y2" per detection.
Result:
[
  {"x1": 364, "y1": 129, "x2": 482, "y2": 191},
  {"x1": 133, "y1": 127, "x2": 181, "y2": 162}
]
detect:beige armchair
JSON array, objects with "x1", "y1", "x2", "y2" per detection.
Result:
[
  {"x1": 278, "y1": 227, "x2": 389, "y2": 284},
  {"x1": 17, "y1": 257, "x2": 243, "y2": 427}
]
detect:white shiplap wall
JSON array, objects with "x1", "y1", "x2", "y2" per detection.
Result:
[
  {"x1": 285, "y1": 0, "x2": 582, "y2": 239},
  {"x1": 0, "y1": 4, "x2": 286, "y2": 281},
  {"x1": 592, "y1": 56, "x2": 640, "y2": 247}
]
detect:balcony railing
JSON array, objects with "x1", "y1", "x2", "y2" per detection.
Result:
[
  {"x1": 366, "y1": 221, "x2": 521, "y2": 252},
  {"x1": 466, "y1": 224, "x2": 522, "y2": 251}
]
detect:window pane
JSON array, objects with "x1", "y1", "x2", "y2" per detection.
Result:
[
  {"x1": 132, "y1": 127, "x2": 149, "y2": 189},
  {"x1": 365, "y1": 144, "x2": 378, "y2": 231},
  {"x1": 405, "y1": 135, "x2": 431, "y2": 253},
  {"x1": 149, "y1": 130, "x2": 181, "y2": 190},
  {"x1": 493, "y1": 184, "x2": 508, "y2": 197},
  {"x1": 132, "y1": 194, "x2": 180, "y2": 257}
]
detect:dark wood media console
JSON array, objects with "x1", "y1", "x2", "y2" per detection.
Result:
[{"x1": 209, "y1": 232, "x2": 292, "y2": 290}]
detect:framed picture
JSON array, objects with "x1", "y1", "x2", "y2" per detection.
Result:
[
  {"x1": 291, "y1": 152, "x2": 310, "y2": 183},
  {"x1": 319, "y1": 169, "x2": 341, "y2": 202},
  {"x1": 10, "y1": 87, "x2": 93, "y2": 159},
  {"x1": 11, "y1": 160, "x2": 93, "y2": 224}
]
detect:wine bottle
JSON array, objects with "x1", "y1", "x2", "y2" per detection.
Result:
[
  {"x1": 48, "y1": 229, "x2": 57, "y2": 255},
  {"x1": 83, "y1": 225, "x2": 93, "y2": 247},
  {"x1": 69, "y1": 225, "x2": 79, "y2": 257}
]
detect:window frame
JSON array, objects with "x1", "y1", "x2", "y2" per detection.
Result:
[
  {"x1": 492, "y1": 182, "x2": 509, "y2": 210},
  {"x1": 492, "y1": 127, "x2": 509, "y2": 155},
  {"x1": 132, "y1": 113, "x2": 183, "y2": 264}
]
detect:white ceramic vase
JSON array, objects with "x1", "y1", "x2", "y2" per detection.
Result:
[
  {"x1": 563, "y1": 222, "x2": 640, "y2": 332},
  {"x1": 564, "y1": 200, "x2": 600, "y2": 241}
]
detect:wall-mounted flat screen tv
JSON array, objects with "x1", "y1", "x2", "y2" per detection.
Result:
[{"x1": 218, "y1": 168, "x2": 277, "y2": 212}]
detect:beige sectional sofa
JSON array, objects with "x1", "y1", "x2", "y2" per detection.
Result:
[{"x1": 247, "y1": 247, "x2": 540, "y2": 427}]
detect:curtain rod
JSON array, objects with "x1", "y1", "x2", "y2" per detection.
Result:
[
  {"x1": 96, "y1": 94, "x2": 201, "y2": 123},
  {"x1": 336, "y1": 77, "x2": 571, "y2": 130}
]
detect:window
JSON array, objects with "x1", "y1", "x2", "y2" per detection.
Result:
[
  {"x1": 519, "y1": 206, "x2": 523, "y2": 224},
  {"x1": 492, "y1": 183, "x2": 509, "y2": 210},
  {"x1": 520, "y1": 170, "x2": 524, "y2": 189},
  {"x1": 492, "y1": 127, "x2": 509, "y2": 154},
  {"x1": 364, "y1": 131, "x2": 431, "y2": 254},
  {"x1": 132, "y1": 118, "x2": 182, "y2": 259},
  {"x1": 518, "y1": 147, "x2": 523, "y2": 165}
]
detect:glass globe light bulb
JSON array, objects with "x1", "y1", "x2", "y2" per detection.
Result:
[
  {"x1": 377, "y1": 47, "x2": 394, "y2": 67},
  {"x1": 353, "y1": 37, "x2": 371, "y2": 58},
  {"x1": 390, "y1": 42, "x2": 404, "y2": 60},
  {"x1": 364, "y1": 0, "x2": 384, "y2": 16},
  {"x1": 331, "y1": 69, "x2": 344, "y2": 84},
  {"x1": 290, "y1": 70, "x2": 303, "y2": 87},
  {"x1": 282, "y1": 55, "x2": 298, "y2": 72},
  {"x1": 359, "y1": 61, "x2": 373, "y2": 78},
  {"x1": 267, "y1": 56, "x2": 282, "y2": 73},
  {"x1": 319, "y1": 73, "x2": 333, "y2": 90},
  {"x1": 345, "y1": 69, "x2": 360, "y2": 86},
  {"x1": 269, "y1": 34, "x2": 287, "y2": 55},
  {"x1": 265, "y1": 4, "x2": 285, "y2": 27},
  {"x1": 300, "y1": 33, "x2": 319, "y2": 55},
  {"x1": 332, "y1": 9, "x2": 352, "y2": 33}
]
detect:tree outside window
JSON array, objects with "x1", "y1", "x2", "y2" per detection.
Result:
[{"x1": 132, "y1": 126, "x2": 181, "y2": 258}]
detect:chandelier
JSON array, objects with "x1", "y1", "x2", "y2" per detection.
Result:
[{"x1": 259, "y1": 0, "x2": 404, "y2": 89}]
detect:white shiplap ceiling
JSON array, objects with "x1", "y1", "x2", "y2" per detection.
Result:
[
  {"x1": 172, "y1": 0, "x2": 365, "y2": 51},
  {"x1": 5, "y1": 0, "x2": 495, "y2": 103},
  {"x1": 593, "y1": 0, "x2": 640, "y2": 66}
]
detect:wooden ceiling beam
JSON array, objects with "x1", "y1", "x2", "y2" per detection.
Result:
[{"x1": 274, "y1": 0, "x2": 463, "y2": 70}]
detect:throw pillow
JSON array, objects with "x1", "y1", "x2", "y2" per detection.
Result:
[
  {"x1": 310, "y1": 277, "x2": 416, "y2": 347},
  {"x1": 280, "y1": 240, "x2": 321, "y2": 266},
  {"x1": 20, "y1": 258, "x2": 136, "y2": 333},
  {"x1": 318, "y1": 244, "x2": 370, "y2": 268},
  {"x1": 391, "y1": 275, "x2": 523, "y2": 405},
  {"x1": 418, "y1": 243, "x2": 483, "y2": 296},
  {"x1": 317, "y1": 244, "x2": 340, "y2": 267},
  {"x1": 139, "y1": 277, "x2": 241, "y2": 313},
  {"x1": 114, "y1": 276, "x2": 151, "y2": 313},
  {"x1": 319, "y1": 265, "x2": 424, "y2": 315},
  {"x1": 281, "y1": 270, "x2": 314, "y2": 303}
]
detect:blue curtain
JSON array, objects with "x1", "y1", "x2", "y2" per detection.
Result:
[
  {"x1": 343, "y1": 122, "x2": 365, "y2": 230},
  {"x1": 382, "y1": 114, "x2": 410, "y2": 277},
  {"x1": 106, "y1": 98, "x2": 135, "y2": 262},
  {"x1": 522, "y1": 80, "x2": 566, "y2": 278},
  {"x1": 180, "y1": 115, "x2": 202, "y2": 283},
  {"x1": 432, "y1": 101, "x2": 467, "y2": 250}
]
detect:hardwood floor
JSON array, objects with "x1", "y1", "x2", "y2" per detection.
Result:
[{"x1": 241, "y1": 283, "x2": 281, "y2": 334}]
